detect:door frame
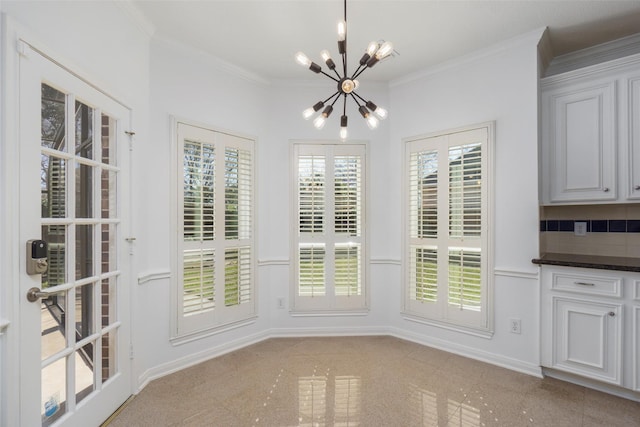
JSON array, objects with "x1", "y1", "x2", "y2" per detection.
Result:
[{"x1": 1, "y1": 19, "x2": 136, "y2": 426}]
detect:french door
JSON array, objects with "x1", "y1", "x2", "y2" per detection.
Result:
[{"x1": 18, "y1": 42, "x2": 132, "y2": 426}]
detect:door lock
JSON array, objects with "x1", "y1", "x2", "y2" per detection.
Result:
[{"x1": 26, "y1": 239, "x2": 48, "y2": 275}]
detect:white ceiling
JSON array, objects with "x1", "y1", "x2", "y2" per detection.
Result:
[{"x1": 130, "y1": 0, "x2": 640, "y2": 82}]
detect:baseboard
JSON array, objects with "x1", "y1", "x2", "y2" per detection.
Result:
[
  {"x1": 543, "y1": 368, "x2": 640, "y2": 402},
  {"x1": 388, "y1": 326, "x2": 543, "y2": 378},
  {"x1": 135, "y1": 325, "x2": 542, "y2": 395},
  {"x1": 136, "y1": 329, "x2": 271, "y2": 392}
]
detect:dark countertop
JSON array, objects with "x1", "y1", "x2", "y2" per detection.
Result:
[{"x1": 532, "y1": 253, "x2": 640, "y2": 273}]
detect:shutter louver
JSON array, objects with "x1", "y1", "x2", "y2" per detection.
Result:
[
  {"x1": 183, "y1": 249, "x2": 215, "y2": 314},
  {"x1": 410, "y1": 246, "x2": 438, "y2": 302},
  {"x1": 410, "y1": 151, "x2": 438, "y2": 238},
  {"x1": 449, "y1": 143, "x2": 482, "y2": 238},
  {"x1": 183, "y1": 140, "x2": 215, "y2": 241},
  {"x1": 334, "y1": 156, "x2": 361, "y2": 236},
  {"x1": 299, "y1": 244, "x2": 325, "y2": 296},
  {"x1": 448, "y1": 248, "x2": 481, "y2": 310},
  {"x1": 334, "y1": 376, "x2": 361, "y2": 425},
  {"x1": 335, "y1": 243, "x2": 360, "y2": 296},
  {"x1": 224, "y1": 247, "x2": 251, "y2": 306},
  {"x1": 299, "y1": 155, "x2": 325, "y2": 234}
]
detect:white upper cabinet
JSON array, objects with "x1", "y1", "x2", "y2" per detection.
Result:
[
  {"x1": 628, "y1": 76, "x2": 640, "y2": 200},
  {"x1": 541, "y1": 54, "x2": 640, "y2": 205}
]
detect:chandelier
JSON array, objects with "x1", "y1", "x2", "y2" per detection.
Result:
[{"x1": 295, "y1": 0, "x2": 393, "y2": 140}]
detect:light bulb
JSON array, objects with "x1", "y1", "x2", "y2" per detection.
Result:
[
  {"x1": 337, "y1": 21, "x2": 346, "y2": 41},
  {"x1": 374, "y1": 106, "x2": 387, "y2": 120},
  {"x1": 302, "y1": 107, "x2": 316, "y2": 120},
  {"x1": 313, "y1": 115, "x2": 326, "y2": 129},
  {"x1": 340, "y1": 115, "x2": 348, "y2": 140},
  {"x1": 367, "y1": 41, "x2": 378, "y2": 56},
  {"x1": 353, "y1": 80, "x2": 360, "y2": 90},
  {"x1": 320, "y1": 50, "x2": 331, "y2": 62},
  {"x1": 366, "y1": 115, "x2": 379, "y2": 130},
  {"x1": 295, "y1": 51, "x2": 311, "y2": 67},
  {"x1": 375, "y1": 41, "x2": 394, "y2": 60}
]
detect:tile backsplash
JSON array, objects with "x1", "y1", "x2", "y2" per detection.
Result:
[{"x1": 540, "y1": 205, "x2": 640, "y2": 258}]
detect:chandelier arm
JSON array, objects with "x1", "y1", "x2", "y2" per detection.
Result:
[
  {"x1": 320, "y1": 70, "x2": 340, "y2": 82},
  {"x1": 352, "y1": 66, "x2": 369, "y2": 81},
  {"x1": 332, "y1": 68, "x2": 342, "y2": 79},
  {"x1": 329, "y1": 92, "x2": 341, "y2": 107},
  {"x1": 323, "y1": 91, "x2": 341, "y2": 104},
  {"x1": 349, "y1": 92, "x2": 363, "y2": 108},
  {"x1": 343, "y1": 94, "x2": 347, "y2": 116},
  {"x1": 351, "y1": 91, "x2": 368, "y2": 104},
  {"x1": 350, "y1": 64, "x2": 364, "y2": 80}
]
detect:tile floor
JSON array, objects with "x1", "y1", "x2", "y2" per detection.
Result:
[{"x1": 106, "y1": 336, "x2": 640, "y2": 426}]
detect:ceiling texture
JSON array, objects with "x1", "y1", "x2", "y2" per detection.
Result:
[{"x1": 130, "y1": 0, "x2": 640, "y2": 82}]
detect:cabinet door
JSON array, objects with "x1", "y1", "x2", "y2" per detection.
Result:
[
  {"x1": 628, "y1": 77, "x2": 640, "y2": 199},
  {"x1": 552, "y1": 297, "x2": 622, "y2": 384},
  {"x1": 543, "y1": 81, "x2": 617, "y2": 203}
]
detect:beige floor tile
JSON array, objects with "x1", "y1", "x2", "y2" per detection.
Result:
[{"x1": 105, "y1": 337, "x2": 640, "y2": 427}]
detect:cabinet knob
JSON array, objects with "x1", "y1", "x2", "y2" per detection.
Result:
[
  {"x1": 608, "y1": 311, "x2": 616, "y2": 317},
  {"x1": 603, "y1": 187, "x2": 610, "y2": 192},
  {"x1": 635, "y1": 185, "x2": 640, "y2": 190}
]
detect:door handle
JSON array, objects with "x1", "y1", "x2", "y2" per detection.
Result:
[{"x1": 26, "y1": 287, "x2": 53, "y2": 303}]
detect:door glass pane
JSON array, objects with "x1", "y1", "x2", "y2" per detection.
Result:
[
  {"x1": 101, "y1": 224, "x2": 117, "y2": 273},
  {"x1": 101, "y1": 277, "x2": 117, "y2": 328},
  {"x1": 42, "y1": 225, "x2": 66, "y2": 288},
  {"x1": 41, "y1": 84, "x2": 66, "y2": 151},
  {"x1": 75, "y1": 224, "x2": 93, "y2": 280},
  {"x1": 76, "y1": 283, "x2": 94, "y2": 341},
  {"x1": 101, "y1": 170, "x2": 117, "y2": 218},
  {"x1": 42, "y1": 357, "x2": 67, "y2": 426},
  {"x1": 101, "y1": 114, "x2": 116, "y2": 166},
  {"x1": 75, "y1": 163, "x2": 93, "y2": 218},
  {"x1": 75, "y1": 100, "x2": 93, "y2": 159},
  {"x1": 41, "y1": 293, "x2": 67, "y2": 360},
  {"x1": 75, "y1": 341, "x2": 95, "y2": 404},
  {"x1": 101, "y1": 330, "x2": 117, "y2": 383},
  {"x1": 41, "y1": 155, "x2": 66, "y2": 218}
]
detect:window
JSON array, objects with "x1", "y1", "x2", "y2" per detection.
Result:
[
  {"x1": 404, "y1": 124, "x2": 493, "y2": 332},
  {"x1": 174, "y1": 121, "x2": 255, "y2": 338},
  {"x1": 292, "y1": 143, "x2": 367, "y2": 312}
]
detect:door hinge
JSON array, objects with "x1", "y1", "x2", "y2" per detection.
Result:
[
  {"x1": 129, "y1": 343, "x2": 134, "y2": 359},
  {"x1": 17, "y1": 39, "x2": 29, "y2": 57},
  {"x1": 125, "y1": 131, "x2": 136, "y2": 151}
]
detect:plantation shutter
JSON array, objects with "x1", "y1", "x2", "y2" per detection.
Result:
[
  {"x1": 404, "y1": 126, "x2": 491, "y2": 330},
  {"x1": 293, "y1": 143, "x2": 367, "y2": 312},
  {"x1": 176, "y1": 123, "x2": 255, "y2": 337}
]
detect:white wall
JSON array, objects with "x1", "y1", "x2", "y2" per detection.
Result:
[
  {"x1": 387, "y1": 29, "x2": 544, "y2": 373},
  {"x1": 1, "y1": 2, "x2": 547, "y2": 423},
  {"x1": 0, "y1": 1, "x2": 151, "y2": 425}
]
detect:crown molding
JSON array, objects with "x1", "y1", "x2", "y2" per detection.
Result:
[
  {"x1": 545, "y1": 32, "x2": 640, "y2": 77},
  {"x1": 390, "y1": 27, "x2": 547, "y2": 88},
  {"x1": 114, "y1": 0, "x2": 156, "y2": 38}
]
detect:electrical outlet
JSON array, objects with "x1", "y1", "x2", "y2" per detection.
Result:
[
  {"x1": 277, "y1": 297, "x2": 285, "y2": 309},
  {"x1": 509, "y1": 318, "x2": 521, "y2": 334},
  {"x1": 574, "y1": 221, "x2": 587, "y2": 236}
]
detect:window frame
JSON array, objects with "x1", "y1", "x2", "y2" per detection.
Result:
[
  {"x1": 402, "y1": 123, "x2": 494, "y2": 335},
  {"x1": 290, "y1": 141, "x2": 369, "y2": 314},
  {"x1": 171, "y1": 118, "x2": 257, "y2": 341}
]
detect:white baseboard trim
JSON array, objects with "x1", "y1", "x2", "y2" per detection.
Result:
[
  {"x1": 387, "y1": 326, "x2": 543, "y2": 378},
  {"x1": 542, "y1": 368, "x2": 640, "y2": 402},
  {"x1": 135, "y1": 325, "x2": 543, "y2": 395},
  {"x1": 136, "y1": 329, "x2": 270, "y2": 393}
]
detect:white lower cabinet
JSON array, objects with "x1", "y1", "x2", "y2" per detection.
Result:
[
  {"x1": 541, "y1": 266, "x2": 639, "y2": 393},
  {"x1": 552, "y1": 296, "x2": 622, "y2": 384}
]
